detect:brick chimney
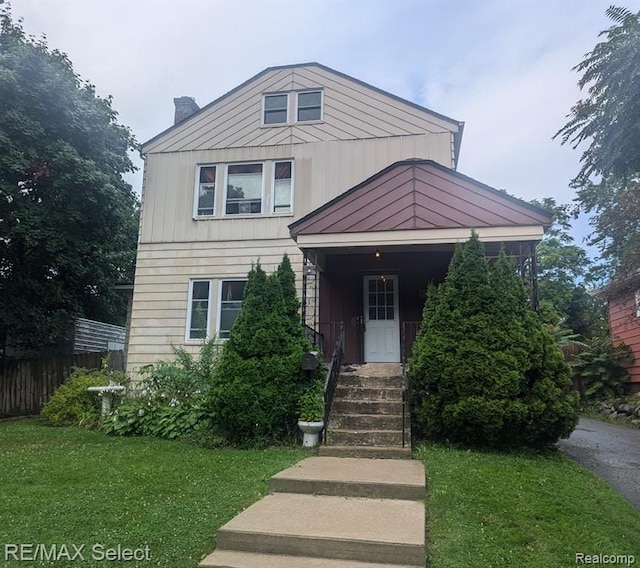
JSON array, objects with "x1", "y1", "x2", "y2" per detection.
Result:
[{"x1": 173, "y1": 96, "x2": 200, "y2": 125}]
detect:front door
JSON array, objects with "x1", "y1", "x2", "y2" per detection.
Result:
[{"x1": 363, "y1": 275, "x2": 400, "y2": 362}]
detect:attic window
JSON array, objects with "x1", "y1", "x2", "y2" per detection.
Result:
[
  {"x1": 263, "y1": 94, "x2": 288, "y2": 125},
  {"x1": 297, "y1": 91, "x2": 322, "y2": 122}
]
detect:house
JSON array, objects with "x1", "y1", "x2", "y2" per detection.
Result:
[
  {"x1": 126, "y1": 62, "x2": 551, "y2": 374},
  {"x1": 605, "y1": 275, "x2": 640, "y2": 393}
]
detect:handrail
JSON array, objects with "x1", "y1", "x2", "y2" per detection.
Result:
[
  {"x1": 322, "y1": 322, "x2": 344, "y2": 444},
  {"x1": 401, "y1": 321, "x2": 421, "y2": 449}
]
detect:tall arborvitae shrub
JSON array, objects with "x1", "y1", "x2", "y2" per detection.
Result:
[
  {"x1": 408, "y1": 234, "x2": 578, "y2": 449},
  {"x1": 206, "y1": 259, "x2": 309, "y2": 446}
]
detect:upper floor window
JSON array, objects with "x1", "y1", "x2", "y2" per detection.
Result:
[
  {"x1": 297, "y1": 91, "x2": 322, "y2": 122},
  {"x1": 273, "y1": 161, "x2": 293, "y2": 214},
  {"x1": 187, "y1": 280, "x2": 211, "y2": 340},
  {"x1": 225, "y1": 163, "x2": 263, "y2": 215},
  {"x1": 263, "y1": 94, "x2": 288, "y2": 125},
  {"x1": 635, "y1": 289, "x2": 640, "y2": 317},
  {"x1": 195, "y1": 165, "x2": 216, "y2": 216}
]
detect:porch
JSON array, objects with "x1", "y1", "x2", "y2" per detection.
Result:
[
  {"x1": 302, "y1": 242, "x2": 538, "y2": 365},
  {"x1": 289, "y1": 158, "x2": 551, "y2": 364}
]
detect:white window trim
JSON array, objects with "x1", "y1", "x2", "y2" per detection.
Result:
[
  {"x1": 223, "y1": 162, "x2": 265, "y2": 217},
  {"x1": 272, "y1": 159, "x2": 295, "y2": 215},
  {"x1": 193, "y1": 164, "x2": 217, "y2": 218},
  {"x1": 635, "y1": 289, "x2": 640, "y2": 317},
  {"x1": 261, "y1": 92, "x2": 289, "y2": 127},
  {"x1": 185, "y1": 279, "x2": 212, "y2": 342},
  {"x1": 295, "y1": 89, "x2": 324, "y2": 123},
  {"x1": 217, "y1": 278, "x2": 248, "y2": 340}
]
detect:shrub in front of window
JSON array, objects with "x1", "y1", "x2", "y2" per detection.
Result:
[
  {"x1": 206, "y1": 258, "x2": 311, "y2": 446},
  {"x1": 408, "y1": 233, "x2": 579, "y2": 450}
]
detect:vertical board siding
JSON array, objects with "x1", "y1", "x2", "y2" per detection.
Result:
[
  {"x1": 609, "y1": 293, "x2": 640, "y2": 385},
  {"x1": 1, "y1": 351, "x2": 125, "y2": 417}
]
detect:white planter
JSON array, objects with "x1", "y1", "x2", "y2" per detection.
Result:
[{"x1": 297, "y1": 420, "x2": 324, "y2": 447}]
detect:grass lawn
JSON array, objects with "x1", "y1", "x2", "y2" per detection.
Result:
[
  {"x1": 419, "y1": 444, "x2": 640, "y2": 568},
  {"x1": 0, "y1": 419, "x2": 307, "y2": 567}
]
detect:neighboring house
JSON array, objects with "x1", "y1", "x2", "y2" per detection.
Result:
[
  {"x1": 605, "y1": 276, "x2": 640, "y2": 393},
  {"x1": 126, "y1": 62, "x2": 551, "y2": 374}
]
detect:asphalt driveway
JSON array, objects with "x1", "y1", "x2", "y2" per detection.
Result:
[{"x1": 557, "y1": 417, "x2": 640, "y2": 512}]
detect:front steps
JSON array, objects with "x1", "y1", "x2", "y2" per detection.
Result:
[
  {"x1": 320, "y1": 364, "x2": 411, "y2": 459},
  {"x1": 200, "y1": 456, "x2": 425, "y2": 568}
]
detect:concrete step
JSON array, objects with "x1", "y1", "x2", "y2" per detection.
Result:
[
  {"x1": 329, "y1": 413, "x2": 406, "y2": 431},
  {"x1": 269, "y1": 457, "x2": 425, "y2": 500},
  {"x1": 337, "y1": 375, "x2": 404, "y2": 389},
  {"x1": 200, "y1": 550, "x2": 420, "y2": 568},
  {"x1": 335, "y1": 386, "x2": 404, "y2": 401},
  {"x1": 319, "y1": 446, "x2": 412, "y2": 459},
  {"x1": 214, "y1": 493, "x2": 424, "y2": 566},
  {"x1": 332, "y1": 400, "x2": 404, "y2": 415},
  {"x1": 327, "y1": 429, "x2": 405, "y2": 447}
]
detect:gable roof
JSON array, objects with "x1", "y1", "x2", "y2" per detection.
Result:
[
  {"x1": 289, "y1": 159, "x2": 551, "y2": 237},
  {"x1": 142, "y1": 62, "x2": 464, "y2": 162}
]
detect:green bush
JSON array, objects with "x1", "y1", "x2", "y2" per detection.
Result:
[
  {"x1": 572, "y1": 336, "x2": 634, "y2": 400},
  {"x1": 102, "y1": 340, "x2": 218, "y2": 442},
  {"x1": 409, "y1": 234, "x2": 578, "y2": 450},
  {"x1": 298, "y1": 378, "x2": 324, "y2": 422},
  {"x1": 206, "y1": 258, "x2": 311, "y2": 446},
  {"x1": 41, "y1": 367, "x2": 126, "y2": 428}
]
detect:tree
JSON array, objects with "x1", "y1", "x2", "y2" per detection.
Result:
[
  {"x1": 532, "y1": 197, "x2": 606, "y2": 337},
  {"x1": 408, "y1": 234, "x2": 578, "y2": 449},
  {"x1": 555, "y1": 6, "x2": 640, "y2": 284},
  {"x1": 554, "y1": 6, "x2": 640, "y2": 184},
  {"x1": 206, "y1": 259, "x2": 310, "y2": 446},
  {"x1": 0, "y1": 6, "x2": 139, "y2": 354}
]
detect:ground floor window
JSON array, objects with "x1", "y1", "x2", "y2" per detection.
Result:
[
  {"x1": 187, "y1": 280, "x2": 211, "y2": 340},
  {"x1": 219, "y1": 280, "x2": 247, "y2": 338}
]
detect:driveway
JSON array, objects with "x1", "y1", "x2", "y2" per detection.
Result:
[{"x1": 557, "y1": 417, "x2": 640, "y2": 512}]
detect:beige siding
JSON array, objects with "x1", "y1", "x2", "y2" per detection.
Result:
[
  {"x1": 126, "y1": 240, "x2": 303, "y2": 374},
  {"x1": 140, "y1": 134, "x2": 452, "y2": 244},
  {"x1": 129, "y1": 64, "x2": 462, "y2": 373},
  {"x1": 142, "y1": 65, "x2": 459, "y2": 154}
]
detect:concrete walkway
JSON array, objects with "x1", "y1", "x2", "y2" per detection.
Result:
[{"x1": 200, "y1": 456, "x2": 426, "y2": 568}]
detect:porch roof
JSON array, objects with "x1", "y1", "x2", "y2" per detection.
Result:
[{"x1": 289, "y1": 160, "x2": 551, "y2": 247}]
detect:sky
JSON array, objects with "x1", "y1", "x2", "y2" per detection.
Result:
[{"x1": 10, "y1": 0, "x2": 640, "y2": 248}]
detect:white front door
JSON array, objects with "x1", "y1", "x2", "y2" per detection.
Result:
[{"x1": 363, "y1": 275, "x2": 400, "y2": 363}]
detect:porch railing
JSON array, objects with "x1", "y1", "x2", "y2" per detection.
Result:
[
  {"x1": 401, "y1": 321, "x2": 421, "y2": 449},
  {"x1": 322, "y1": 322, "x2": 345, "y2": 444}
]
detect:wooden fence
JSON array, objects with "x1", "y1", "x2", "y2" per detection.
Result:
[{"x1": 1, "y1": 351, "x2": 125, "y2": 418}]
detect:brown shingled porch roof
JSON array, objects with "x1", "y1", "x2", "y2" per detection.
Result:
[{"x1": 289, "y1": 160, "x2": 551, "y2": 238}]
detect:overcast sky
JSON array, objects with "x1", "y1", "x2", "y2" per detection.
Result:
[{"x1": 11, "y1": 0, "x2": 640, "y2": 246}]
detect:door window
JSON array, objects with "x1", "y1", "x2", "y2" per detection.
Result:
[{"x1": 367, "y1": 277, "x2": 395, "y2": 320}]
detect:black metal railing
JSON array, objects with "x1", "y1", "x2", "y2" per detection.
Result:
[
  {"x1": 322, "y1": 322, "x2": 344, "y2": 444},
  {"x1": 400, "y1": 321, "x2": 421, "y2": 449},
  {"x1": 304, "y1": 324, "x2": 321, "y2": 349}
]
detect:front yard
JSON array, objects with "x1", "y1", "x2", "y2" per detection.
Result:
[
  {"x1": 1, "y1": 420, "x2": 639, "y2": 567},
  {"x1": 0, "y1": 419, "x2": 305, "y2": 567}
]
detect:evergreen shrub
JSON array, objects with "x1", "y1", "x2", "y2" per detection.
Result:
[
  {"x1": 408, "y1": 233, "x2": 579, "y2": 449},
  {"x1": 206, "y1": 255, "x2": 311, "y2": 446}
]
